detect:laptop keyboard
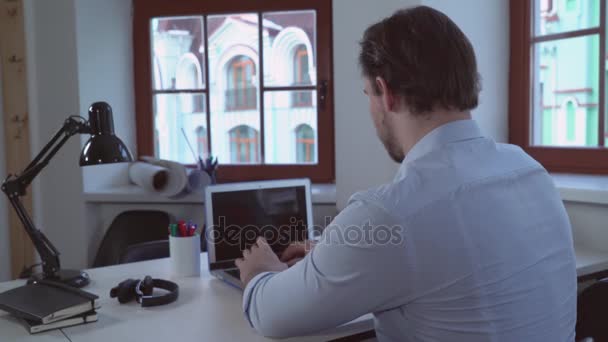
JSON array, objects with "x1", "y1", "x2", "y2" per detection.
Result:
[{"x1": 225, "y1": 269, "x2": 240, "y2": 279}]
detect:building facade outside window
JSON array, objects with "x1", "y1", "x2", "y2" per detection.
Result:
[{"x1": 134, "y1": 0, "x2": 334, "y2": 181}]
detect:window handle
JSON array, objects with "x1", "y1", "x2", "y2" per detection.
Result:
[{"x1": 319, "y1": 80, "x2": 328, "y2": 109}]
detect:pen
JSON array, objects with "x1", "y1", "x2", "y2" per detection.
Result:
[
  {"x1": 178, "y1": 220, "x2": 187, "y2": 237},
  {"x1": 169, "y1": 223, "x2": 178, "y2": 237}
]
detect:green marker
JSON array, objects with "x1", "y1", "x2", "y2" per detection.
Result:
[{"x1": 169, "y1": 223, "x2": 178, "y2": 237}]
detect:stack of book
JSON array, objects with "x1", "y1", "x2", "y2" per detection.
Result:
[{"x1": 0, "y1": 279, "x2": 99, "y2": 334}]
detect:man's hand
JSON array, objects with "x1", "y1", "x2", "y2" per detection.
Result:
[
  {"x1": 280, "y1": 240, "x2": 316, "y2": 267},
  {"x1": 236, "y1": 237, "x2": 288, "y2": 287}
]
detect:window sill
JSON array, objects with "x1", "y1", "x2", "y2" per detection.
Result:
[
  {"x1": 553, "y1": 173, "x2": 608, "y2": 205},
  {"x1": 83, "y1": 183, "x2": 337, "y2": 205}
]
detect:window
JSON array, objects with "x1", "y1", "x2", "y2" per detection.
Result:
[
  {"x1": 292, "y1": 45, "x2": 313, "y2": 107},
  {"x1": 229, "y1": 125, "x2": 260, "y2": 163},
  {"x1": 196, "y1": 126, "x2": 208, "y2": 158},
  {"x1": 134, "y1": 0, "x2": 334, "y2": 182},
  {"x1": 510, "y1": 0, "x2": 608, "y2": 173},
  {"x1": 176, "y1": 53, "x2": 204, "y2": 113},
  {"x1": 295, "y1": 124, "x2": 316, "y2": 163},
  {"x1": 226, "y1": 56, "x2": 257, "y2": 111}
]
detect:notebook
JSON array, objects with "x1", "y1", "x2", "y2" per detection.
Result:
[
  {"x1": 0, "y1": 280, "x2": 99, "y2": 324},
  {"x1": 21, "y1": 310, "x2": 98, "y2": 334}
]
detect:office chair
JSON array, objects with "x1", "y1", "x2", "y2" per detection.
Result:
[
  {"x1": 119, "y1": 240, "x2": 170, "y2": 264},
  {"x1": 92, "y1": 210, "x2": 173, "y2": 267},
  {"x1": 576, "y1": 277, "x2": 608, "y2": 342}
]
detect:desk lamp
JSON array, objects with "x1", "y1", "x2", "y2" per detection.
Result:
[{"x1": 1, "y1": 102, "x2": 133, "y2": 288}]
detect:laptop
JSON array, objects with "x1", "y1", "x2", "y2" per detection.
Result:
[{"x1": 205, "y1": 179, "x2": 314, "y2": 289}]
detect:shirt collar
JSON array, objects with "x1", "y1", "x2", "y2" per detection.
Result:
[{"x1": 398, "y1": 119, "x2": 483, "y2": 171}]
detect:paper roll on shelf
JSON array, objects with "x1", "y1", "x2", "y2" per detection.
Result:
[
  {"x1": 128, "y1": 163, "x2": 170, "y2": 193},
  {"x1": 128, "y1": 157, "x2": 211, "y2": 198}
]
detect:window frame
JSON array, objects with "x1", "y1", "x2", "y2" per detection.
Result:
[
  {"x1": 133, "y1": 0, "x2": 335, "y2": 182},
  {"x1": 510, "y1": 0, "x2": 608, "y2": 174}
]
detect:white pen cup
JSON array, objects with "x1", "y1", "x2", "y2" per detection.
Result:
[{"x1": 169, "y1": 235, "x2": 201, "y2": 277}]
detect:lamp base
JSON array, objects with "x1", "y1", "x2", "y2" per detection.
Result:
[{"x1": 27, "y1": 269, "x2": 91, "y2": 288}]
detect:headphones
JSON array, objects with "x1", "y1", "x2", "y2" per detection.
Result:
[{"x1": 110, "y1": 276, "x2": 179, "y2": 307}]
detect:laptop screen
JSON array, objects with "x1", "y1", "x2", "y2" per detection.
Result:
[{"x1": 210, "y1": 185, "x2": 309, "y2": 263}]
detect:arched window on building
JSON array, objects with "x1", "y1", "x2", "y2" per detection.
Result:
[
  {"x1": 176, "y1": 54, "x2": 204, "y2": 113},
  {"x1": 195, "y1": 126, "x2": 208, "y2": 159},
  {"x1": 226, "y1": 56, "x2": 257, "y2": 111},
  {"x1": 292, "y1": 45, "x2": 312, "y2": 107},
  {"x1": 229, "y1": 125, "x2": 259, "y2": 163},
  {"x1": 295, "y1": 124, "x2": 315, "y2": 163},
  {"x1": 555, "y1": 99, "x2": 586, "y2": 146}
]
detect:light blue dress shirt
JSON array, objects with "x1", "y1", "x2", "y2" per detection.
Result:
[{"x1": 243, "y1": 120, "x2": 577, "y2": 341}]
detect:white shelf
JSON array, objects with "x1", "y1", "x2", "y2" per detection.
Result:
[
  {"x1": 83, "y1": 184, "x2": 337, "y2": 205},
  {"x1": 553, "y1": 173, "x2": 608, "y2": 205}
]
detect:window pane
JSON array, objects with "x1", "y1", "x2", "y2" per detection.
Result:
[
  {"x1": 154, "y1": 93, "x2": 208, "y2": 163},
  {"x1": 531, "y1": 35, "x2": 599, "y2": 147},
  {"x1": 207, "y1": 13, "x2": 261, "y2": 165},
  {"x1": 263, "y1": 11, "x2": 317, "y2": 87},
  {"x1": 534, "y1": 0, "x2": 599, "y2": 36},
  {"x1": 151, "y1": 16, "x2": 205, "y2": 90},
  {"x1": 228, "y1": 125, "x2": 261, "y2": 164},
  {"x1": 264, "y1": 91, "x2": 317, "y2": 164}
]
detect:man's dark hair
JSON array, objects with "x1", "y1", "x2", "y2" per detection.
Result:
[{"x1": 359, "y1": 6, "x2": 481, "y2": 115}]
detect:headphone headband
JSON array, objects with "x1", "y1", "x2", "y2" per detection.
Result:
[
  {"x1": 111, "y1": 276, "x2": 179, "y2": 307},
  {"x1": 136, "y1": 278, "x2": 179, "y2": 307}
]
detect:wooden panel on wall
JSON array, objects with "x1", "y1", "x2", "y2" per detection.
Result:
[{"x1": 0, "y1": 0, "x2": 35, "y2": 279}]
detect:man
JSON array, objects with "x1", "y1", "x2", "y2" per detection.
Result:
[{"x1": 236, "y1": 6, "x2": 576, "y2": 341}]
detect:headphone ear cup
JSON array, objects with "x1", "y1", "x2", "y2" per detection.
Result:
[
  {"x1": 110, "y1": 278, "x2": 139, "y2": 304},
  {"x1": 141, "y1": 276, "x2": 154, "y2": 296}
]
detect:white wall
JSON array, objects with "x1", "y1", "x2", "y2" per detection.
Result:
[
  {"x1": 0, "y1": 55, "x2": 11, "y2": 281},
  {"x1": 24, "y1": 0, "x2": 88, "y2": 270},
  {"x1": 334, "y1": 0, "x2": 420, "y2": 209},
  {"x1": 21, "y1": 0, "x2": 139, "y2": 270},
  {"x1": 423, "y1": 0, "x2": 509, "y2": 143},
  {"x1": 75, "y1": 0, "x2": 137, "y2": 192},
  {"x1": 334, "y1": 0, "x2": 510, "y2": 209}
]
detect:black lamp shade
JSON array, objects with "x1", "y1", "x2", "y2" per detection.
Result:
[{"x1": 79, "y1": 102, "x2": 133, "y2": 166}]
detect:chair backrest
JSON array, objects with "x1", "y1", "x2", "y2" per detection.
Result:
[
  {"x1": 93, "y1": 210, "x2": 173, "y2": 268},
  {"x1": 576, "y1": 278, "x2": 608, "y2": 341},
  {"x1": 119, "y1": 240, "x2": 170, "y2": 264}
]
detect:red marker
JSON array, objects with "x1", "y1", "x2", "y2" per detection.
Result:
[{"x1": 178, "y1": 220, "x2": 187, "y2": 237}]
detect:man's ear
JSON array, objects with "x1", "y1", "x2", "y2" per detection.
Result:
[{"x1": 375, "y1": 77, "x2": 396, "y2": 112}]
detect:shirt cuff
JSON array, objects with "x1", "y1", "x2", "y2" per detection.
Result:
[{"x1": 242, "y1": 271, "x2": 275, "y2": 327}]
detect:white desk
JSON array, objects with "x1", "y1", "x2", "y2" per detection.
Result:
[
  {"x1": 0, "y1": 254, "x2": 374, "y2": 342},
  {"x1": 2, "y1": 248, "x2": 608, "y2": 342}
]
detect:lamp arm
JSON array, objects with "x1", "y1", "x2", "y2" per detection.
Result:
[
  {"x1": 5, "y1": 194, "x2": 61, "y2": 275},
  {"x1": 19, "y1": 117, "x2": 90, "y2": 189},
  {"x1": 0, "y1": 116, "x2": 90, "y2": 278}
]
